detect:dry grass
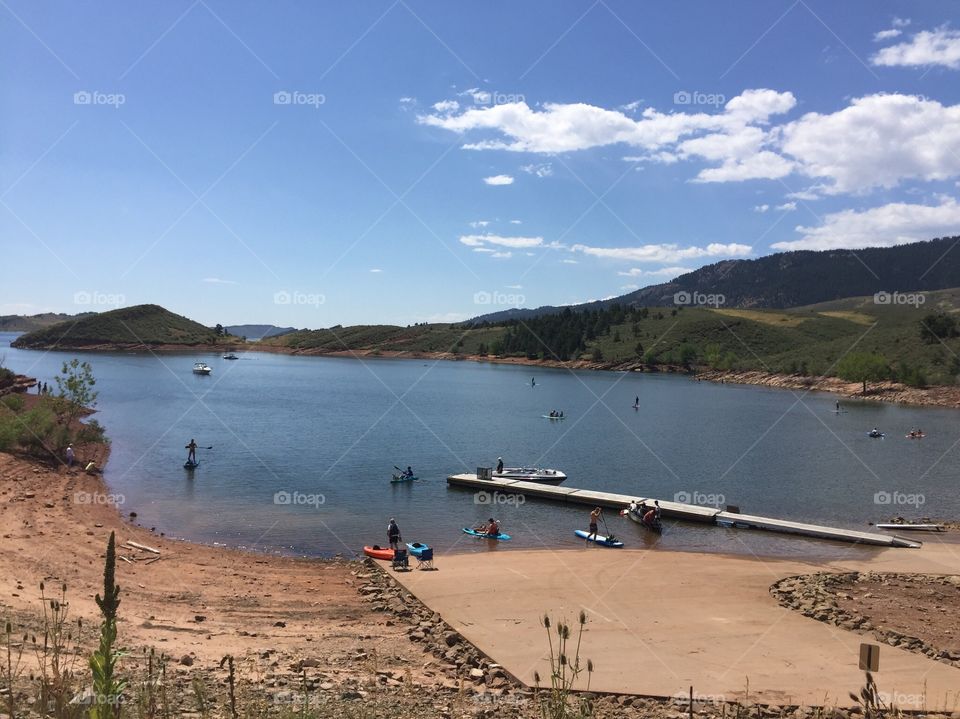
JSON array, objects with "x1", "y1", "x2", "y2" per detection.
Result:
[{"x1": 708, "y1": 308, "x2": 808, "y2": 327}]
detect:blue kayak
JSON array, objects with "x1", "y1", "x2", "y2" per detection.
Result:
[
  {"x1": 391, "y1": 474, "x2": 419, "y2": 483},
  {"x1": 462, "y1": 527, "x2": 511, "y2": 541},
  {"x1": 406, "y1": 542, "x2": 430, "y2": 557},
  {"x1": 574, "y1": 529, "x2": 624, "y2": 547}
]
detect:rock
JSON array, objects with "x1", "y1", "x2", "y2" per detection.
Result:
[
  {"x1": 179, "y1": 655, "x2": 194, "y2": 666},
  {"x1": 340, "y1": 691, "x2": 362, "y2": 701},
  {"x1": 299, "y1": 658, "x2": 321, "y2": 668},
  {"x1": 273, "y1": 621, "x2": 286, "y2": 628},
  {"x1": 443, "y1": 631, "x2": 461, "y2": 647},
  {"x1": 194, "y1": 615, "x2": 206, "y2": 623}
]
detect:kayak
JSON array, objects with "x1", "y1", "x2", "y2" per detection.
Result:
[
  {"x1": 867, "y1": 432, "x2": 885, "y2": 438},
  {"x1": 363, "y1": 545, "x2": 394, "y2": 560},
  {"x1": 574, "y1": 529, "x2": 624, "y2": 547},
  {"x1": 542, "y1": 415, "x2": 566, "y2": 420},
  {"x1": 390, "y1": 474, "x2": 419, "y2": 483},
  {"x1": 906, "y1": 433, "x2": 925, "y2": 439},
  {"x1": 184, "y1": 460, "x2": 199, "y2": 469},
  {"x1": 406, "y1": 542, "x2": 430, "y2": 557},
  {"x1": 462, "y1": 527, "x2": 512, "y2": 541}
]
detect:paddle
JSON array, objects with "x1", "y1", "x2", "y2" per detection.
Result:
[{"x1": 600, "y1": 512, "x2": 616, "y2": 542}]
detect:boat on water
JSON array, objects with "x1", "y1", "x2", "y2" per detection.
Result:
[
  {"x1": 192, "y1": 362, "x2": 212, "y2": 375},
  {"x1": 462, "y1": 527, "x2": 512, "y2": 541},
  {"x1": 622, "y1": 503, "x2": 663, "y2": 534},
  {"x1": 390, "y1": 473, "x2": 419, "y2": 483},
  {"x1": 223, "y1": 353, "x2": 239, "y2": 360},
  {"x1": 492, "y1": 467, "x2": 567, "y2": 483}
]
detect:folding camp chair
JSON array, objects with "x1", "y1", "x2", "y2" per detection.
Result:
[
  {"x1": 391, "y1": 548, "x2": 409, "y2": 571},
  {"x1": 415, "y1": 547, "x2": 434, "y2": 570}
]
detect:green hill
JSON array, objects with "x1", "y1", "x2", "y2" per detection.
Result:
[
  {"x1": 10, "y1": 304, "x2": 227, "y2": 349},
  {"x1": 264, "y1": 323, "x2": 505, "y2": 355}
]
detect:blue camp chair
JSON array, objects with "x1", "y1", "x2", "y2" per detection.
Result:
[
  {"x1": 391, "y1": 548, "x2": 409, "y2": 571},
  {"x1": 416, "y1": 547, "x2": 434, "y2": 570}
]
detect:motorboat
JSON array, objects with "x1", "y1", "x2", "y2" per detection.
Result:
[
  {"x1": 192, "y1": 362, "x2": 212, "y2": 375},
  {"x1": 622, "y1": 501, "x2": 663, "y2": 534},
  {"x1": 492, "y1": 467, "x2": 567, "y2": 483},
  {"x1": 223, "y1": 353, "x2": 239, "y2": 360}
]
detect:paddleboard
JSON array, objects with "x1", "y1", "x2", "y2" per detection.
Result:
[
  {"x1": 875, "y1": 523, "x2": 944, "y2": 532},
  {"x1": 833, "y1": 409, "x2": 848, "y2": 414},
  {"x1": 462, "y1": 527, "x2": 511, "y2": 541},
  {"x1": 542, "y1": 415, "x2": 566, "y2": 420},
  {"x1": 184, "y1": 460, "x2": 199, "y2": 469},
  {"x1": 363, "y1": 545, "x2": 395, "y2": 560},
  {"x1": 406, "y1": 542, "x2": 429, "y2": 557},
  {"x1": 574, "y1": 529, "x2": 624, "y2": 547}
]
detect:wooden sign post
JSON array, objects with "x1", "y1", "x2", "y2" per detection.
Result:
[{"x1": 859, "y1": 642, "x2": 880, "y2": 672}]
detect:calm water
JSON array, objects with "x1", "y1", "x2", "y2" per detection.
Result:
[{"x1": 3, "y1": 331, "x2": 958, "y2": 560}]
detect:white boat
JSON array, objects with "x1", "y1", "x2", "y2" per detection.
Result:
[
  {"x1": 222, "y1": 353, "x2": 239, "y2": 360},
  {"x1": 492, "y1": 467, "x2": 567, "y2": 483},
  {"x1": 192, "y1": 362, "x2": 212, "y2": 375}
]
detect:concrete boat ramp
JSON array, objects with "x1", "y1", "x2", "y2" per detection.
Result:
[{"x1": 446, "y1": 473, "x2": 921, "y2": 548}]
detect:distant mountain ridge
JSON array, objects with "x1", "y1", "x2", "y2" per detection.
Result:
[
  {"x1": 0, "y1": 312, "x2": 94, "y2": 332},
  {"x1": 470, "y1": 236, "x2": 960, "y2": 323},
  {"x1": 224, "y1": 324, "x2": 296, "y2": 340}
]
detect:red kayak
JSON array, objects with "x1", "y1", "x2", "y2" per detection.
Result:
[{"x1": 363, "y1": 545, "x2": 394, "y2": 560}]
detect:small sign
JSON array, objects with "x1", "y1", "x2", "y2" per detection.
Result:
[{"x1": 859, "y1": 642, "x2": 880, "y2": 672}]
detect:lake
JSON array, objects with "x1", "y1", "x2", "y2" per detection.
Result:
[{"x1": 3, "y1": 331, "x2": 956, "y2": 560}]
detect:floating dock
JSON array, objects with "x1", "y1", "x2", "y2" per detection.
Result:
[{"x1": 446, "y1": 474, "x2": 922, "y2": 548}]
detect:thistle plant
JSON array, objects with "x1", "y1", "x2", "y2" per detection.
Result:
[
  {"x1": 534, "y1": 611, "x2": 594, "y2": 719},
  {"x1": 2, "y1": 620, "x2": 27, "y2": 719},
  {"x1": 90, "y1": 531, "x2": 125, "y2": 719}
]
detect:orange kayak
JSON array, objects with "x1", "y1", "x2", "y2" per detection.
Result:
[{"x1": 363, "y1": 545, "x2": 394, "y2": 560}]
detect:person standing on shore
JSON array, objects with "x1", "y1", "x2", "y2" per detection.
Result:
[
  {"x1": 587, "y1": 507, "x2": 602, "y2": 544},
  {"x1": 387, "y1": 518, "x2": 402, "y2": 550},
  {"x1": 185, "y1": 438, "x2": 198, "y2": 464},
  {"x1": 65, "y1": 444, "x2": 75, "y2": 468}
]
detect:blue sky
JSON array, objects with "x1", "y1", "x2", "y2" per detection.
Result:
[{"x1": 2, "y1": 1, "x2": 960, "y2": 327}]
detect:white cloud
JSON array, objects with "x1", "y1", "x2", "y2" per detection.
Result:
[
  {"x1": 620, "y1": 100, "x2": 643, "y2": 113},
  {"x1": 399, "y1": 97, "x2": 415, "y2": 104},
  {"x1": 780, "y1": 94, "x2": 960, "y2": 194},
  {"x1": 469, "y1": 220, "x2": 490, "y2": 228},
  {"x1": 491, "y1": 251, "x2": 512, "y2": 259},
  {"x1": 418, "y1": 89, "x2": 796, "y2": 155},
  {"x1": 571, "y1": 242, "x2": 751, "y2": 263},
  {"x1": 432, "y1": 100, "x2": 460, "y2": 113},
  {"x1": 370, "y1": 268, "x2": 383, "y2": 273},
  {"x1": 483, "y1": 174, "x2": 514, "y2": 186},
  {"x1": 459, "y1": 234, "x2": 545, "y2": 249},
  {"x1": 561, "y1": 259, "x2": 578, "y2": 264},
  {"x1": 754, "y1": 204, "x2": 769, "y2": 213},
  {"x1": 772, "y1": 197, "x2": 960, "y2": 251},
  {"x1": 520, "y1": 162, "x2": 553, "y2": 178},
  {"x1": 459, "y1": 87, "x2": 491, "y2": 104},
  {"x1": 509, "y1": 219, "x2": 522, "y2": 224},
  {"x1": 872, "y1": 27, "x2": 960, "y2": 68},
  {"x1": 618, "y1": 266, "x2": 692, "y2": 278},
  {"x1": 893, "y1": 17, "x2": 912, "y2": 28},
  {"x1": 203, "y1": 277, "x2": 237, "y2": 285},
  {"x1": 873, "y1": 28, "x2": 902, "y2": 42},
  {"x1": 775, "y1": 201, "x2": 797, "y2": 212}
]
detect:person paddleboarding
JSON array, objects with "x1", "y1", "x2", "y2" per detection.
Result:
[
  {"x1": 185, "y1": 438, "x2": 198, "y2": 464},
  {"x1": 587, "y1": 507, "x2": 602, "y2": 544}
]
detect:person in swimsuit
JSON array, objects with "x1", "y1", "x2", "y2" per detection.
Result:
[
  {"x1": 185, "y1": 438, "x2": 198, "y2": 464},
  {"x1": 587, "y1": 507, "x2": 602, "y2": 543}
]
